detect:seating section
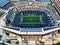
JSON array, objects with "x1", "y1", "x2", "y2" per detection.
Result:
[
  {"x1": 43, "y1": 26, "x2": 58, "y2": 31},
  {"x1": 12, "y1": 13, "x2": 21, "y2": 27},
  {"x1": 5, "y1": 9, "x2": 57, "y2": 32},
  {"x1": 20, "y1": 28, "x2": 42, "y2": 32},
  {"x1": 3, "y1": 26, "x2": 43, "y2": 32},
  {"x1": 12, "y1": 10, "x2": 55, "y2": 28},
  {"x1": 6, "y1": 9, "x2": 15, "y2": 26}
]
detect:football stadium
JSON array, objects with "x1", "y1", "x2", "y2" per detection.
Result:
[
  {"x1": 0, "y1": 0, "x2": 60, "y2": 45},
  {"x1": 8, "y1": 10, "x2": 56, "y2": 28}
]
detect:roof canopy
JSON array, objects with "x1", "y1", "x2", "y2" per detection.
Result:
[
  {"x1": 0, "y1": 0, "x2": 10, "y2": 7},
  {"x1": 0, "y1": 0, "x2": 13, "y2": 10}
]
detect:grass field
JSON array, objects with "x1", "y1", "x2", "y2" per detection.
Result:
[{"x1": 21, "y1": 14, "x2": 41, "y2": 24}]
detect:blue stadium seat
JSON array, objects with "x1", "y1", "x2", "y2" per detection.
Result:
[
  {"x1": 43, "y1": 26, "x2": 58, "y2": 31},
  {"x1": 6, "y1": 9, "x2": 15, "y2": 26},
  {"x1": 20, "y1": 28, "x2": 42, "y2": 32},
  {"x1": 7, "y1": 10, "x2": 56, "y2": 28},
  {"x1": 12, "y1": 13, "x2": 21, "y2": 27}
]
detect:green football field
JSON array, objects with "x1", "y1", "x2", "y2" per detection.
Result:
[{"x1": 21, "y1": 14, "x2": 41, "y2": 24}]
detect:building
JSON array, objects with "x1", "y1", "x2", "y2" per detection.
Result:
[{"x1": 0, "y1": 0, "x2": 60, "y2": 45}]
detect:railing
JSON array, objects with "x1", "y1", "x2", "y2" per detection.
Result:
[
  {"x1": 16, "y1": 1, "x2": 49, "y2": 9},
  {"x1": 15, "y1": 1, "x2": 49, "y2": 12},
  {"x1": 18, "y1": 6, "x2": 45, "y2": 12}
]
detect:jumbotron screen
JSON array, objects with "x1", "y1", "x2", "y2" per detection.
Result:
[{"x1": 21, "y1": 14, "x2": 42, "y2": 24}]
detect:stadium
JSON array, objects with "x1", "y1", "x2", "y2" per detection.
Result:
[
  {"x1": 3, "y1": 4, "x2": 59, "y2": 45},
  {"x1": 0, "y1": 0, "x2": 60, "y2": 45},
  {"x1": 5, "y1": 8, "x2": 58, "y2": 31},
  {"x1": 12, "y1": 10, "x2": 56, "y2": 28}
]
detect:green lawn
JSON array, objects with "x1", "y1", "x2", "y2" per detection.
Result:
[{"x1": 21, "y1": 15, "x2": 41, "y2": 24}]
